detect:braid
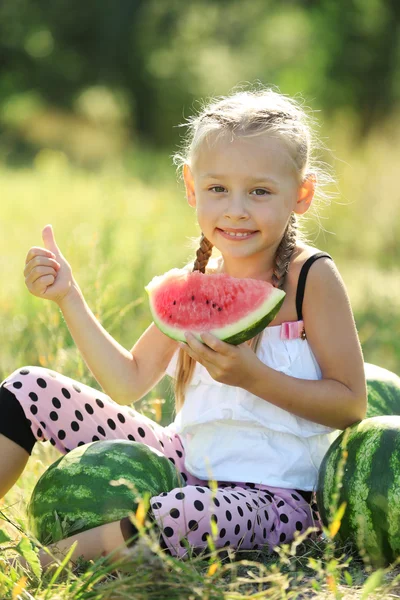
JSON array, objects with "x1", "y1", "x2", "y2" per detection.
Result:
[
  {"x1": 192, "y1": 234, "x2": 214, "y2": 273},
  {"x1": 174, "y1": 233, "x2": 213, "y2": 412},
  {"x1": 271, "y1": 213, "x2": 298, "y2": 289}
]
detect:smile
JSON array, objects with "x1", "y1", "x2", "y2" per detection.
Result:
[{"x1": 217, "y1": 229, "x2": 257, "y2": 240}]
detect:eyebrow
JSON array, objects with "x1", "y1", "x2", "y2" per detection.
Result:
[{"x1": 200, "y1": 173, "x2": 279, "y2": 185}]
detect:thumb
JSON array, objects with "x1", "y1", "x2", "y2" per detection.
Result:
[{"x1": 42, "y1": 224, "x2": 61, "y2": 256}]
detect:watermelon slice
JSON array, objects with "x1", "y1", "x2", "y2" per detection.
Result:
[{"x1": 145, "y1": 268, "x2": 285, "y2": 345}]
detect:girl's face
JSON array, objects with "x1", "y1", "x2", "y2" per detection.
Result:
[{"x1": 183, "y1": 131, "x2": 314, "y2": 279}]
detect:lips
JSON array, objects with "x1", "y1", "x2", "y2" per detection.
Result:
[
  {"x1": 217, "y1": 228, "x2": 258, "y2": 240},
  {"x1": 219, "y1": 228, "x2": 256, "y2": 233}
]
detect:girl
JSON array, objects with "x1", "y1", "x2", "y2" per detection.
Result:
[{"x1": 0, "y1": 87, "x2": 367, "y2": 569}]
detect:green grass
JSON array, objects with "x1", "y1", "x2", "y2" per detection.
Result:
[
  {"x1": 2, "y1": 460, "x2": 400, "y2": 599},
  {"x1": 1, "y1": 123, "x2": 400, "y2": 597}
]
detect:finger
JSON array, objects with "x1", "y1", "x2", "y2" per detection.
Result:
[
  {"x1": 24, "y1": 257, "x2": 60, "y2": 277},
  {"x1": 184, "y1": 333, "x2": 216, "y2": 362},
  {"x1": 26, "y1": 273, "x2": 56, "y2": 294},
  {"x1": 200, "y1": 332, "x2": 233, "y2": 354},
  {"x1": 26, "y1": 266, "x2": 57, "y2": 286},
  {"x1": 178, "y1": 342, "x2": 201, "y2": 363},
  {"x1": 42, "y1": 224, "x2": 62, "y2": 257},
  {"x1": 25, "y1": 247, "x2": 56, "y2": 265}
]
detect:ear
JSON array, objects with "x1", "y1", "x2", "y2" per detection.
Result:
[
  {"x1": 294, "y1": 173, "x2": 316, "y2": 215},
  {"x1": 183, "y1": 164, "x2": 196, "y2": 208}
]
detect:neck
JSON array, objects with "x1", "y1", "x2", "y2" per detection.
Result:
[{"x1": 218, "y1": 254, "x2": 275, "y2": 282}]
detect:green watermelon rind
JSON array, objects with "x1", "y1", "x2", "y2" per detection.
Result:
[
  {"x1": 148, "y1": 286, "x2": 286, "y2": 345},
  {"x1": 317, "y1": 416, "x2": 400, "y2": 568},
  {"x1": 222, "y1": 295, "x2": 285, "y2": 344},
  {"x1": 27, "y1": 440, "x2": 185, "y2": 545}
]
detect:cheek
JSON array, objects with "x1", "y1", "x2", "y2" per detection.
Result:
[
  {"x1": 281, "y1": 186, "x2": 299, "y2": 211},
  {"x1": 265, "y1": 194, "x2": 296, "y2": 220},
  {"x1": 194, "y1": 209, "x2": 209, "y2": 238},
  {"x1": 256, "y1": 203, "x2": 281, "y2": 223},
  {"x1": 196, "y1": 203, "x2": 218, "y2": 229},
  {"x1": 254, "y1": 202, "x2": 290, "y2": 232}
]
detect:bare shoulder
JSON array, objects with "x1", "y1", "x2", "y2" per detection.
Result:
[
  {"x1": 294, "y1": 245, "x2": 366, "y2": 405},
  {"x1": 286, "y1": 243, "x2": 333, "y2": 289},
  {"x1": 271, "y1": 244, "x2": 333, "y2": 324},
  {"x1": 289, "y1": 243, "x2": 352, "y2": 342},
  {"x1": 293, "y1": 244, "x2": 347, "y2": 309}
]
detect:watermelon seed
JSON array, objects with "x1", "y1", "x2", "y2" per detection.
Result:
[
  {"x1": 173, "y1": 300, "x2": 176, "y2": 305},
  {"x1": 212, "y1": 303, "x2": 216, "y2": 308},
  {"x1": 191, "y1": 295, "x2": 195, "y2": 301},
  {"x1": 218, "y1": 307, "x2": 222, "y2": 311},
  {"x1": 206, "y1": 300, "x2": 209, "y2": 304}
]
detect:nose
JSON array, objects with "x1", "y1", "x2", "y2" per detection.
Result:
[{"x1": 224, "y1": 195, "x2": 249, "y2": 220}]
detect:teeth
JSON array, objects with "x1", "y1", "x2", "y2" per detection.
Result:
[{"x1": 223, "y1": 230, "x2": 252, "y2": 237}]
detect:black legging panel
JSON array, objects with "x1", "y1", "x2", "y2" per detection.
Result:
[{"x1": 0, "y1": 385, "x2": 36, "y2": 454}]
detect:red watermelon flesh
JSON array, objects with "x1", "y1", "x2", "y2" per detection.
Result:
[{"x1": 145, "y1": 268, "x2": 285, "y2": 345}]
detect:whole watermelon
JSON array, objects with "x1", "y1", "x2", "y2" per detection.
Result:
[
  {"x1": 365, "y1": 363, "x2": 400, "y2": 418},
  {"x1": 317, "y1": 416, "x2": 400, "y2": 567},
  {"x1": 28, "y1": 440, "x2": 184, "y2": 545}
]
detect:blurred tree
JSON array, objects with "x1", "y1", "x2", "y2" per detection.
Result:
[
  {"x1": 0, "y1": 0, "x2": 399, "y2": 152},
  {"x1": 308, "y1": 0, "x2": 400, "y2": 135}
]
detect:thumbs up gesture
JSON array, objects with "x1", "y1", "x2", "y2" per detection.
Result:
[{"x1": 24, "y1": 225, "x2": 77, "y2": 306}]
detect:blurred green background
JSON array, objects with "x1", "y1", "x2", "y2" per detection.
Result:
[{"x1": 1, "y1": 0, "x2": 400, "y2": 424}]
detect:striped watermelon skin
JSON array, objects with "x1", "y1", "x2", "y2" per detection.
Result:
[
  {"x1": 28, "y1": 440, "x2": 184, "y2": 545},
  {"x1": 222, "y1": 297, "x2": 284, "y2": 344},
  {"x1": 365, "y1": 363, "x2": 400, "y2": 418},
  {"x1": 317, "y1": 416, "x2": 400, "y2": 568}
]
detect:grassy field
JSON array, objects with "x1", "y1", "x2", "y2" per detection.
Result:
[{"x1": 1, "y1": 120, "x2": 400, "y2": 598}]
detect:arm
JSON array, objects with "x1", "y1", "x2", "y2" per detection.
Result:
[
  {"x1": 58, "y1": 285, "x2": 178, "y2": 406},
  {"x1": 25, "y1": 228, "x2": 178, "y2": 406},
  {"x1": 244, "y1": 258, "x2": 367, "y2": 429}
]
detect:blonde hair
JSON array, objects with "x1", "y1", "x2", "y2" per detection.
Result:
[{"x1": 170, "y1": 84, "x2": 333, "y2": 412}]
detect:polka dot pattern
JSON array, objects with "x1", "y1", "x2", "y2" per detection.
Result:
[
  {"x1": 2, "y1": 365, "x2": 323, "y2": 559},
  {"x1": 150, "y1": 480, "x2": 321, "y2": 559}
]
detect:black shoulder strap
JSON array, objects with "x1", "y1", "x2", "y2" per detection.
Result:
[{"x1": 296, "y1": 252, "x2": 333, "y2": 321}]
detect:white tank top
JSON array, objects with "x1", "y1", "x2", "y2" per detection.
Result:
[
  {"x1": 165, "y1": 325, "x2": 340, "y2": 491},
  {"x1": 164, "y1": 253, "x2": 341, "y2": 491}
]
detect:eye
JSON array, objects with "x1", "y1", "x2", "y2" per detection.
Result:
[
  {"x1": 251, "y1": 188, "x2": 271, "y2": 196},
  {"x1": 209, "y1": 186, "x2": 226, "y2": 193}
]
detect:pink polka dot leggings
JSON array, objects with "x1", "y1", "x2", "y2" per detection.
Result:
[{"x1": 0, "y1": 366, "x2": 323, "y2": 558}]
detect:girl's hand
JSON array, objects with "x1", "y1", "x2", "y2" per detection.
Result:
[
  {"x1": 180, "y1": 332, "x2": 259, "y2": 388},
  {"x1": 24, "y1": 224, "x2": 78, "y2": 306}
]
